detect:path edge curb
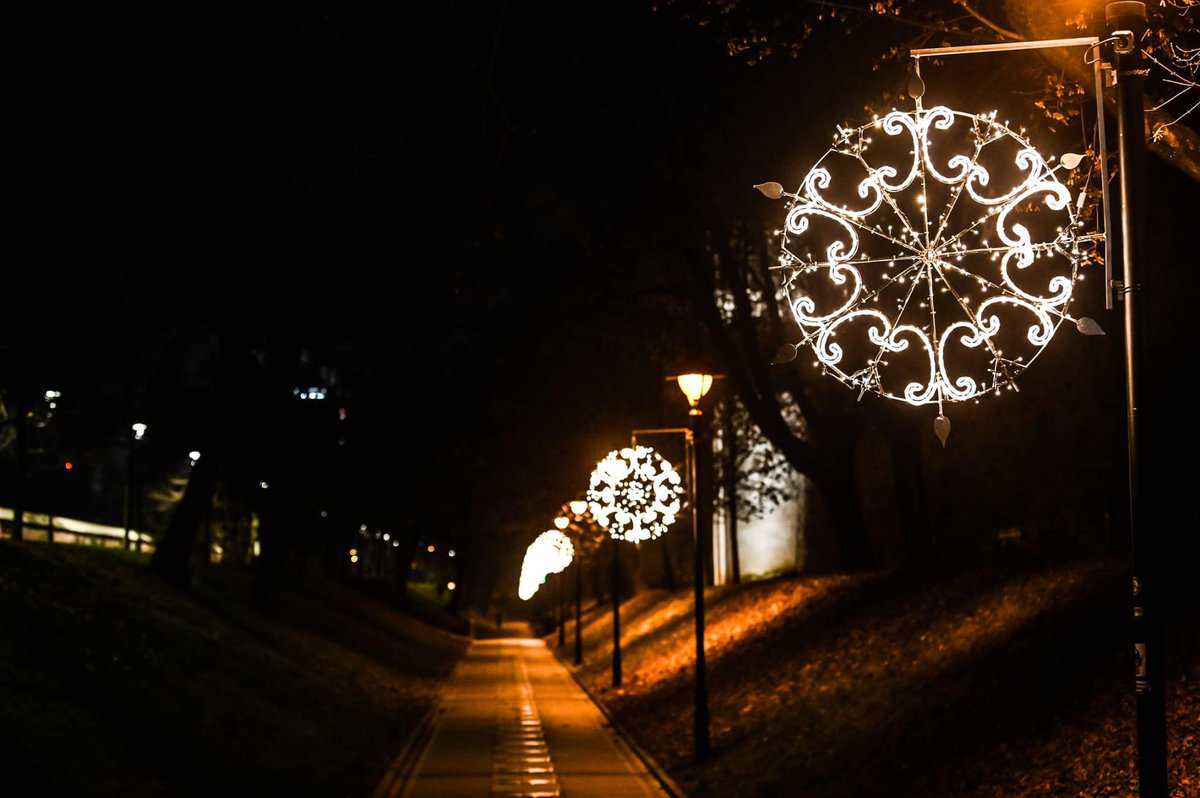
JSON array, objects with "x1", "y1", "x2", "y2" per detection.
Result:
[
  {"x1": 553, "y1": 645, "x2": 690, "y2": 798},
  {"x1": 369, "y1": 698, "x2": 440, "y2": 798}
]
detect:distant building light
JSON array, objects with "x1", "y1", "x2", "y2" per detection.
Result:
[
  {"x1": 426, "y1": 544, "x2": 436, "y2": 554},
  {"x1": 252, "y1": 541, "x2": 261, "y2": 557},
  {"x1": 448, "y1": 549, "x2": 456, "y2": 558},
  {"x1": 392, "y1": 540, "x2": 400, "y2": 548},
  {"x1": 129, "y1": 531, "x2": 140, "y2": 542},
  {"x1": 44, "y1": 390, "x2": 62, "y2": 400},
  {"x1": 349, "y1": 549, "x2": 358, "y2": 557},
  {"x1": 350, "y1": 555, "x2": 359, "y2": 563},
  {"x1": 338, "y1": 407, "x2": 348, "y2": 421},
  {"x1": 64, "y1": 461, "x2": 74, "y2": 471},
  {"x1": 320, "y1": 510, "x2": 328, "y2": 518},
  {"x1": 132, "y1": 422, "x2": 148, "y2": 440},
  {"x1": 382, "y1": 533, "x2": 390, "y2": 542},
  {"x1": 447, "y1": 581, "x2": 456, "y2": 591},
  {"x1": 259, "y1": 481, "x2": 270, "y2": 490},
  {"x1": 188, "y1": 450, "x2": 201, "y2": 465},
  {"x1": 360, "y1": 524, "x2": 368, "y2": 533},
  {"x1": 293, "y1": 386, "x2": 327, "y2": 401}
]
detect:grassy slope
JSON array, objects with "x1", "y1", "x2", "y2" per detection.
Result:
[
  {"x1": 0, "y1": 542, "x2": 467, "y2": 797},
  {"x1": 559, "y1": 558, "x2": 1198, "y2": 798}
]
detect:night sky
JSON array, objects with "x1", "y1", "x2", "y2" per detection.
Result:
[{"x1": 9, "y1": 4, "x2": 1200, "y2": 590}]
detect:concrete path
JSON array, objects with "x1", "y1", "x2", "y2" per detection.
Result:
[{"x1": 397, "y1": 637, "x2": 671, "y2": 798}]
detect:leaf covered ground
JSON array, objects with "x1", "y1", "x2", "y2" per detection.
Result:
[
  {"x1": 0, "y1": 542, "x2": 467, "y2": 797},
  {"x1": 560, "y1": 557, "x2": 1198, "y2": 797}
]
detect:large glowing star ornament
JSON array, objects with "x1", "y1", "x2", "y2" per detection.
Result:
[
  {"x1": 587, "y1": 445, "x2": 684, "y2": 542},
  {"x1": 758, "y1": 105, "x2": 1102, "y2": 429},
  {"x1": 518, "y1": 530, "x2": 575, "y2": 601}
]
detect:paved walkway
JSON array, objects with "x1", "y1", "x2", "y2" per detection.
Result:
[{"x1": 397, "y1": 637, "x2": 670, "y2": 798}]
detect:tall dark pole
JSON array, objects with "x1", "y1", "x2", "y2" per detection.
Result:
[
  {"x1": 125, "y1": 427, "x2": 136, "y2": 551},
  {"x1": 1107, "y1": 4, "x2": 1167, "y2": 796},
  {"x1": 689, "y1": 417, "x2": 711, "y2": 761},
  {"x1": 557, "y1": 571, "x2": 566, "y2": 649},
  {"x1": 574, "y1": 557, "x2": 583, "y2": 665},
  {"x1": 724, "y1": 402, "x2": 741, "y2": 584},
  {"x1": 12, "y1": 387, "x2": 28, "y2": 542},
  {"x1": 611, "y1": 536, "x2": 622, "y2": 687}
]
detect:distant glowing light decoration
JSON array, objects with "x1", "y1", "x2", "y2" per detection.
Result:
[
  {"x1": 131, "y1": 422, "x2": 148, "y2": 440},
  {"x1": 554, "y1": 516, "x2": 570, "y2": 530},
  {"x1": 569, "y1": 500, "x2": 588, "y2": 516},
  {"x1": 518, "y1": 530, "x2": 575, "y2": 600},
  {"x1": 759, "y1": 104, "x2": 1102, "y2": 440},
  {"x1": 587, "y1": 445, "x2": 684, "y2": 542},
  {"x1": 188, "y1": 450, "x2": 201, "y2": 466}
]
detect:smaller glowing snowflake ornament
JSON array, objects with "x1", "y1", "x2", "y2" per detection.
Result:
[
  {"x1": 758, "y1": 103, "x2": 1105, "y2": 440},
  {"x1": 587, "y1": 445, "x2": 684, "y2": 542},
  {"x1": 518, "y1": 529, "x2": 575, "y2": 601}
]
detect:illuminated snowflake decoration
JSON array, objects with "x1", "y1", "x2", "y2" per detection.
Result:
[
  {"x1": 762, "y1": 105, "x2": 1100, "y2": 418},
  {"x1": 587, "y1": 445, "x2": 684, "y2": 543},
  {"x1": 518, "y1": 529, "x2": 575, "y2": 601}
]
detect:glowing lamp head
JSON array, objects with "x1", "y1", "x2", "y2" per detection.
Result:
[
  {"x1": 188, "y1": 450, "x2": 201, "y2": 465},
  {"x1": 569, "y1": 500, "x2": 588, "y2": 516},
  {"x1": 131, "y1": 422, "x2": 148, "y2": 440},
  {"x1": 554, "y1": 516, "x2": 569, "y2": 530},
  {"x1": 676, "y1": 373, "x2": 714, "y2": 411}
]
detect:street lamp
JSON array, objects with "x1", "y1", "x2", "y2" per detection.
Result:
[
  {"x1": 667, "y1": 370, "x2": 722, "y2": 761},
  {"x1": 676, "y1": 373, "x2": 714, "y2": 414},
  {"x1": 126, "y1": 422, "x2": 148, "y2": 551},
  {"x1": 552, "y1": 517, "x2": 570, "y2": 649},
  {"x1": 588, "y1": 445, "x2": 685, "y2": 688},
  {"x1": 559, "y1": 498, "x2": 599, "y2": 666}
]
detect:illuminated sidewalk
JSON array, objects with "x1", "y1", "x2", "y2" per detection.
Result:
[{"x1": 396, "y1": 637, "x2": 671, "y2": 798}]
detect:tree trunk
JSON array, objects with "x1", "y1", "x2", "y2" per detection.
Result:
[
  {"x1": 254, "y1": 499, "x2": 292, "y2": 602},
  {"x1": 394, "y1": 527, "x2": 420, "y2": 602},
  {"x1": 884, "y1": 415, "x2": 933, "y2": 565},
  {"x1": 659, "y1": 536, "x2": 677, "y2": 591},
  {"x1": 815, "y1": 437, "x2": 874, "y2": 572},
  {"x1": 151, "y1": 454, "x2": 218, "y2": 587},
  {"x1": 724, "y1": 404, "x2": 741, "y2": 584}
]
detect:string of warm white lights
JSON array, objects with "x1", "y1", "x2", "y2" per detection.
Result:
[
  {"x1": 517, "y1": 529, "x2": 575, "y2": 601},
  {"x1": 758, "y1": 104, "x2": 1103, "y2": 441},
  {"x1": 587, "y1": 445, "x2": 684, "y2": 542}
]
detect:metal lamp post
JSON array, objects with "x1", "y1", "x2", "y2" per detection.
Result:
[
  {"x1": 554, "y1": 515, "x2": 570, "y2": 649},
  {"x1": 1106, "y1": 5, "x2": 1167, "y2": 794},
  {"x1": 676, "y1": 373, "x2": 715, "y2": 761},
  {"x1": 565, "y1": 499, "x2": 590, "y2": 666},
  {"x1": 902, "y1": 8, "x2": 1168, "y2": 791},
  {"x1": 126, "y1": 422, "x2": 147, "y2": 551},
  {"x1": 631, "y1": 371, "x2": 720, "y2": 762}
]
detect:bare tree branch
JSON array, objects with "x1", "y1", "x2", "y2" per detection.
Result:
[{"x1": 955, "y1": 0, "x2": 1022, "y2": 41}]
